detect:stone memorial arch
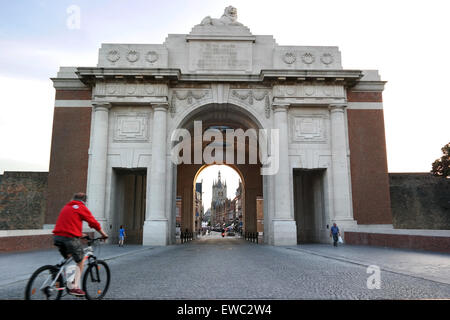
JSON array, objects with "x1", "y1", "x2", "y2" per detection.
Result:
[{"x1": 46, "y1": 7, "x2": 393, "y2": 246}]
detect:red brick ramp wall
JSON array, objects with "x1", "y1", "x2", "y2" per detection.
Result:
[
  {"x1": 345, "y1": 232, "x2": 450, "y2": 254},
  {"x1": 0, "y1": 231, "x2": 95, "y2": 253},
  {"x1": 0, "y1": 234, "x2": 54, "y2": 253}
]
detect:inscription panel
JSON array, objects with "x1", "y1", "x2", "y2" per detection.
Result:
[{"x1": 188, "y1": 41, "x2": 252, "y2": 72}]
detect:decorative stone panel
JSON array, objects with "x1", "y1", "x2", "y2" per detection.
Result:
[
  {"x1": 274, "y1": 84, "x2": 345, "y2": 99},
  {"x1": 290, "y1": 115, "x2": 327, "y2": 143},
  {"x1": 292, "y1": 116, "x2": 325, "y2": 142},
  {"x1": 95, "y1": 82, "x2": 168, "y2": 98},
  {"x1": 113, "y1": 112, "x2": 150, "y2": 142},
  {"x1": 273, "y1": 84, "x2": 346, "y2": 106},
  {"x1": 93, "y1": 82, "x2": 169, "y2": 104}
]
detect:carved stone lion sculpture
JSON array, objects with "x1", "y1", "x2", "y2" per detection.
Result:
[{"x1": 200, "y1": 6, "x2": 243, "y2": 26}]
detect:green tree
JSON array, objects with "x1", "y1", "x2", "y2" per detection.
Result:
[{"x1": 431, "y1": 142, "x2": 450, "y2": 178}]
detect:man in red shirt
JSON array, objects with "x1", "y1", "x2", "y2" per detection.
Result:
[{"x1": 53, "y1": 192, "x2": 108, "y2": 296}]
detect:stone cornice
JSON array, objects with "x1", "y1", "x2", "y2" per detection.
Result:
[
  {"x1": 76, "y1": 67, "x2": 181, "y2": 82},
  {"x1": 76, "y1": 67, "x2": 364, "y2": 85},
  {"x1": 92, "y1": 96, "x2": 167, "y2": 106},
  {"x1": 51, "y1": 77, "x2": 90, "y2": 90},
  {"x1": 260, "y1": 69, "x2": 363, "y2": 82},
  {"x1": 351, "y1": 80, "x2": 387, "y2": 92},
  {"x1": 185, "y1": 34, "x2": 256, "y2": 42}
]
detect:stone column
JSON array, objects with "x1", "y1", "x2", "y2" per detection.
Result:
[
  {"x1": 329, "y1": 104, "x2": 357, "y2": 228},
  {"x1": 271, "y1": 103, "x2": 297, "y2": 245},
  {"x1": 88, "y1": 102, "x2": 111, "y2": 226},
  {"x1": 143, "y1": 104, "x2": 169, "y2": 245}
]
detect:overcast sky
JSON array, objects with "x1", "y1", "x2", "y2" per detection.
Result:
[{"x1": 0, "y1": 0, "x2": 449, "y2": 180}]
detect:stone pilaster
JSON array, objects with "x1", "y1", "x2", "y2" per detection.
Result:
[
  {"x1": 271, "y1": 103, "x2": 297, "y2": 245},
  {"x1": 329, "y1": 104, "x2": 357, "y2": 228},
  {"x1": 87, "y1": 102, "x2": 111, "y2": 225},
  {"x1": 143, "y1": 104, "x2": 170, "y2": 245}
]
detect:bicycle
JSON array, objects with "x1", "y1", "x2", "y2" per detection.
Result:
[{"x1": 24, "y1": 236, "x2": 110, "y2": 300}]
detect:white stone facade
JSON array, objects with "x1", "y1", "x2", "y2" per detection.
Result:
[{"x1": 53, "y1": 7, "x2": 386, "y2": 246}]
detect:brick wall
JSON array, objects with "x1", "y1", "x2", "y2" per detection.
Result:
[
  {"x1": 0, "y1": 231, "x2": 95, "y2": 253},
  {"x1": 389, "y1": 173, "x2": 450, "y2": 229},
  {"x1": 345, "y1": 232, "x2": 450, "y2": 253},
  {"x1": 347, "y1": 89, "x2": 393, "y2": 224},
  {"x1": 0, "y1": 234, "x2": 54, "y2": 252},
  {"x1": 0, "y1": 172, "x2": 48, "y2": 230},
  {"x1": 46, "y1": 89, "x2": 92, "y2": 224}
]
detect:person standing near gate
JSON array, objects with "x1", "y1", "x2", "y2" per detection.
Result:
[
  {"x1": 330, "y1": 223, "x2": 341, "y2": 247},
  {"x1": 119, "y1": 225, "x2": 126, "y2": 247}
]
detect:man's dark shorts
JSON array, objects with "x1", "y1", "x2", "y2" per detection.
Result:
[{"x1": 53, "y1": 236, "x2": 84, "y2": 263}]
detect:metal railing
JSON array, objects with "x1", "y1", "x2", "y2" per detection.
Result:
[
  {"x1": 244, "y1": 232, "x2": 259, "y2": 244},
  {"x1": 180, "y1": 231, "x2": 194, "y2": 243}
]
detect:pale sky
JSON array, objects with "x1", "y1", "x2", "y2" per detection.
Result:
[{"x1": 0, "y1": 0, "x2": 449, "y2": 176}]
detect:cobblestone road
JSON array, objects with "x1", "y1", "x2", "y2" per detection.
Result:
[{"x1": 1, "y1": 235, "x2": 449, "y2": 300}]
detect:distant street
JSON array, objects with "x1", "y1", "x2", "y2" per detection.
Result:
[{"x1": 1, "y1": 235, "x2": 449, "y2": 300}]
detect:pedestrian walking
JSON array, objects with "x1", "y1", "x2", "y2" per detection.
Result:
[
  {"x1": 119, "y1": 225, "x2": 126, "y2": 247},
  {"x1": 330, "y1": 223, "x2": 341, "y2": 247}
]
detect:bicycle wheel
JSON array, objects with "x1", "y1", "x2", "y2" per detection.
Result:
[
  {"x1": 82, "y1": 260, "x2": 110, "y2": 300},
  {"x1": 25, "y1": 265, "x2": 64, "y2": 300}
]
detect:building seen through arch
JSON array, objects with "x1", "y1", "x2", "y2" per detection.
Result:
[{"x1": 210, "y1": 170, "x2": 227, "y2": 228}]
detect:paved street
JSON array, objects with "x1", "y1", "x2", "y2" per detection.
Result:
[{"x1": 1, "y1": 234, "x2": 449, "y2": 300}]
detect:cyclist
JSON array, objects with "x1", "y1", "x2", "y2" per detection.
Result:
[{"x1": 52, "y1": 192, "x2": 108, "y2": 296}]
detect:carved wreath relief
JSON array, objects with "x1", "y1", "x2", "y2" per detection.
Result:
[
  {"x1": 168, "y1": 88, "x2": 272, "y2": 119},
  {"x1": 107, "y1": 50, "x2": 120, "y2": 63},
  {"x1": 281, "y1": 52, "x2": 335, "y2": 67},
  {"x1": 231, "y1": 90, "x2": 271, "y2": 118},
  {"x1": 301, "y1": 53, "x2": 315, "y2": 64},
  {"x1": 320, "y1": 53, "x2": 333, "y2": 65},
  {"x1": 170, "y1": 90, "x2": 210, "y2": 118},
  {"x1": 126, "y1": 50, "x2": 140, "y2": 63},
  {"x1": 106, "y1": 49, "x2": 159, "y2": 64},
  {"x1": 145, "y1": 51, "x2": 159, "y2": 63},
  {"x1": 282, "y1": 52, "x2": 296, "y2": 64}
]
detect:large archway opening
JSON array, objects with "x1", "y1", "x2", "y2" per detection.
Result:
[{"x1": 172, "y1": 103, "x2": 265, "y2": 244}]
